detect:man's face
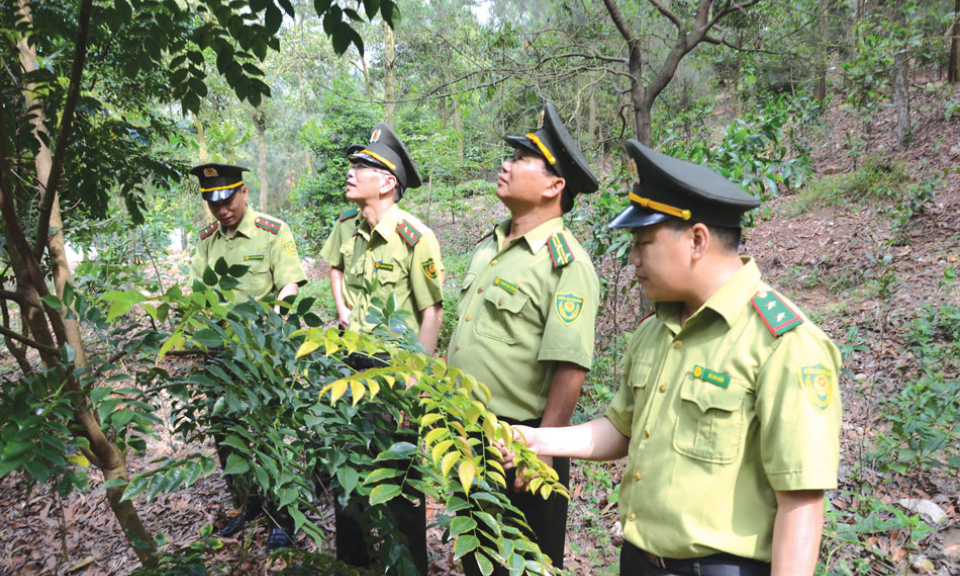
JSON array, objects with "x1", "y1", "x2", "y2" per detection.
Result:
[
  {"x1": 628, "y1": 223, "x2": 691, "y2": 302},
  {"x1": 207, "y1": 187, "x2": 248, "y2": 231},
  {"x1": 345, "y1": 162, "x2": 395, "y2": 204},
  {"x1": 495, "y1": 148, "x2": 560, "y2": 207}
]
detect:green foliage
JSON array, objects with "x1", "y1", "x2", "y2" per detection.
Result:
[{"x1": 792, "y1": 155, "x2": 913, "y2": 215}]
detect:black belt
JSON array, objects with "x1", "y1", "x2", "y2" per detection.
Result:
[{"x1": 622, "y1": 541, "x2": 771, "y2": 576}]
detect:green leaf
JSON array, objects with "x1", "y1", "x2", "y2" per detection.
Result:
[
  {"x1": 102, "y1": 478, "x2": 128, "y2": 490},
  {"x1": 362, "y1": 467, "x2": 404, "y2": 485},
  {"x1": 449, "y1": 516, "x2": 477, "y2": 537},
  {"x1": 214, "y1": 258, "x2": 230, "y2": 276},
  {"x1": 375, "y1": 441, "x2": 417, "y2": 462},
  {"x1": 192, "y1": 329, "x2": 222, "y2": 348},
  {"x1": 265, "y1": 5, "x2": 282, "y2": 34},
  {"x1": 475, "y1": 551, "x2": 494, "y2": 576},
  {"x1": 121, "y1": 475, "x2": 149, "y2": 502},
  {"x1": 279, "y1": 487, "x2": 298, "y2": 508},
  {"x1": 453, "y1": 534, "x2": 480, "y2": 560},
  {"x1": 222, "y1": 454, "x2": 250, "y2": 476},
  {"x1": 41, "y1": 294, "x2": 62, "y2": 310},
  {"x1": 202, "y1": 266, "x2": 218, "y2": 286},
  {"x1": 336, "y1": 466, "x2": 360, "y2": 496},
  {"x1": 368, "y1": 483, "x2": 402, "y2": 505}
]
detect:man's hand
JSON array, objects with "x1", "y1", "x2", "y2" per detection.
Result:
[
  {"x1": 514, "y1": 454, "x2": 552, "y2": 493},
  {"x1": 336, "y1": 305, "x2": 351, "y2": 329}
]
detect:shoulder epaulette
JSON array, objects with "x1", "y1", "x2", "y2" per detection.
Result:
[
  {"x1": 478, "y1": 229, "x2": 495, "y2": 244},
  {"x1": 255, "y1": 216, "x2": 282, "y2": 235},
  {"x1": 396, "y1": 219, "x2": 422, "y2": 247},
  {"x1": 198, "y1": 222, "x2": 219, "y2": 240},
  {"x1": 547, "y1": 232, "x2": 576, "y2": 268},
  {"x1": 751, "y1": 290, "x2": 803, "y2": 337},
  {"x1": 339, "y1": 208, "x2": 359, "y2": 222}
]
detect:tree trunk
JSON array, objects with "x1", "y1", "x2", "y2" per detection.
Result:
[
  {"x1": 383, "y1": 20, "x2": 396, "y2": 126},
  {"x1": 949, "y1": 0, "x2": 960, "y2": 83},
  {"x1": 295, "y1": 63, "x2": 313, "y2": 175},
  {"x1": 452, "y1": 97, "x2": 464, "y2": 161},
  {"x1": 893, "y1": 3, "x2": 912, "y2": 148},
  {"x1": 814, "y1": 1, "x2": 829, "y2": 101},
  {"x1": 192, "y1": 113, "x2": 214, "y2": 224},
  {"x1": 254, "y1": 108, "x2": 268, "y2": 212},
  {"x1": 17, "y1": 0, "x2": 87, "y2": 368},
  {"x1": 588, "y1": 88, "x2": 597, "y2": 143}
]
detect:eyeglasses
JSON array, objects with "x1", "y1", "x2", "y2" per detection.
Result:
[{"x1": 349, "y1": 162, "x2": 392, "y2": 176}]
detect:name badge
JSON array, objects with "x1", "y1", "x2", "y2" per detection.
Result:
[
  {"x1": 692, "y1": 365, "x2": 730, "y2": 388},
  {"x1": 375, "y1": 261, "x2": 395, "y2": 272},
  {"x1": 244, "y1": 255, "x2": 265, "y2": 261},
  {"x1": 493, "y1": 276, "x2": 517, "y2": 294}
]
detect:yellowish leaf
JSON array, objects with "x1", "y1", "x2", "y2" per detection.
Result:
[
  {"x1": 329, "y1": 379, "x2": 349, "y2": 403},
  {"x1": 424, "y1": 427, "x2": 448, "y2": 447},
  {"x1": 420, "y1": 413, "x2": 443, "y2": 429},
  {"x1": 67, "y1": 454, "x2": 89, "y2": 468},
  {"x1": 529, "y1": 477, "x2": 543, "y2": 494},
  {"x1": 488, "y1": 459, "x2": 504, "y2": 474},
  {"x1": 477, "y1": 381, "x2": 492, "y2": 404},
  {"x1": 383, "y1": 375, "x2": 396, "y2": 389},
  {"x1": 542, "y1": 485, "x2": 553, "y2": 499},
  {"x1": 451, "y1": 421, "x2": 467, "y2": 438},
  {"x1": 432, "y1": 439, "x2": 454, "y2": 466},
  {"x1": 350, "y1": 380, "x2": 365, "y2": 405},
  {"x1": 488, "y1": 471, "x2": 506, "y2": 487},
  {"x1": 295, "y1": 339, "x2": 321, "y2": 359},
  {"x1": 367, "y1": 380, "x2": 380, "y2": 399},
  {"x1": 458, "y1": 460, "x2": 476, "y2": 495},
  {"x1": 441, "y1": 451, "x2": 460, "y2": 477}
]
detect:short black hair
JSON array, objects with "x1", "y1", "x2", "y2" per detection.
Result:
[{"x1": 663, "y1": 217, "x2": 742, "y2": 253}]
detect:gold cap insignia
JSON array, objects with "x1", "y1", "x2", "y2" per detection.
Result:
[
  {"x1": 537, "y1": 109, "x2": 545, "y2": 129},
  {"x1": 203, "y1": 167, "x2": 218, "y2": 177},
  {"x1": 371, "y1": 128, "x2": 381, "y2": 143},
  {"x1": 628, "y1": 159, "x2": 640, "y2": 184}
]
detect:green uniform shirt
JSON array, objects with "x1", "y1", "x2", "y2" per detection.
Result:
[
  {"x1": 190, "y1": 207, "x2": 307, "y2": 302},
  {"x1": 319, "y1": 204, "x2": 444, "y2": 335},
  {"x1": 448, "y1": 217, "x2": 599, "y2": 421},
  {"x1": 604, "y1": 258, "x2": 842, "y2": 562}
]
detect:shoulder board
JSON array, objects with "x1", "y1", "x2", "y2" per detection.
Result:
[
  {"x1": 198, "y1": 222, "x2": 219, "y2": 240},
  {"x1": 396, "y1": 219, "x2": 422, "y2": 247},
  {"x1": 478, "y1": 229, "x2": 495, "y2": 244},
  {"x1": 339, "y1": 208, "x2": 359, "y2": 222},
  {"x1": 547, "y1": 232, "x2": 576, "y2": 268},
  {"x1": 751, "y1": 290, "x2": 803, "y2": 337},
  {"x1": 255, "y1": 216, "x2": 282, "y2": 235}
]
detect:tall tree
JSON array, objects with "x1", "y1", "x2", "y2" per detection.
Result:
[
  {"x1": 601, "y1": 0, "x2": 761, "y2": 145},
  {"x1": 950, "y1": 0, "x2": 960, "y2": 82}
]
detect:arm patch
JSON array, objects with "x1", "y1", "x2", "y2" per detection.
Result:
[
  {"x1": 255, "y1": 217, "x2": 282, "y2": 235},
  {"x1": 396, "y1": 220, "x2": 422, "y2": 247},
  {"x1": 198, "y1": 222, "x2": 219, "y2": 240},
  {"x1": 339, "y1": 208, "x2": 359, "y2": 222},
  {"x1": 547, "y1": 233, "x2": 576, "y2": 268},
  {"x1": 751, "y1": 290, "x2": 803, "y2": 337}
]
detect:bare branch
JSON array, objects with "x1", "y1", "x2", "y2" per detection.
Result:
[
  {"x1": 0, "y1": 324, "x2": 60, "y2": 356},
  {"x1": 648, "y1": 0, "x2": 685, "y2": 31},
  {"x1": 706, "y1": 0, "x2": 763, "y2": 32},
  {"x1": 602, "y1": 0, "x2": 636, "y2": 43}
]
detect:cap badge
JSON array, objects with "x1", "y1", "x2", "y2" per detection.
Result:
[
  {"x1": 628, "y1": 159, "x2": 640, "y2": 185},
  {"x1": 537, "y1": 109, "x2": 545, "y2": 129},
  {"x1": 203, "y1": 167, "x2": 218, "y2": 177},
  {"x1": 370, "y1": 128, "x2": 381, "y2": 143}
]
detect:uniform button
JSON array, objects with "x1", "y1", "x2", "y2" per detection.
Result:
[
  {"x1": 466, "y1": 315, "x2": 473, "y2": 321},
  {"x1": 644, "y1": 430, "x2": 651, "y2": 438},
  {"x1": 498, "y1": 299, "x2": 504, "y2": 306},
  {"x1": 477, "y1": 287, "x2": 484, "y2": 293},
  {"x1": 633, "y1": 472, "x2": 642, "y2": 481},
  {"x1": 628, "y1": 513, "x2": 637, "y2": 521},
  {"x1": 659, "y1": 385, "x2": 667, "y2": 393},
  {"x1": 491, "y1": 259, "x2": 498, "y2": 265},
  {"x1": 673, "y1": 340, "x2": 683, "y2": 349},
  {"x1": 455, "y1": 345, "x2": 461, "y2": 351}
]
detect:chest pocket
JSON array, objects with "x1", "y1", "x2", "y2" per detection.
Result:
[
  {"x1": 673, "y1": 375, "x2": 749, "y2": 464},
  {"x1": 477, "y1": 287, "x2": 529, "y2": 345},
  {"x1": 236, "y1": 257, "x2": 272, "y2": 299}
]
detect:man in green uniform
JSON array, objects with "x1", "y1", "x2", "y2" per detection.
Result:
[
  {"x1": 319, "y1": 123, "x2": 443, "y2": 574},
  {"x1": 320, "y1": 123, "x2": 444, "y2": 354},
  {"x1": 447, "y1": 102, "x2": 600, "y2": 575},
  {"x1": 190, "y1": 163, "x2": 306, "y2": 305},
  {"x1": 188, "y1": 163, "x2": 307, "y2": 551},
  {"x1": 507, "y1": 140, "x2": 843, "y2": 576}
]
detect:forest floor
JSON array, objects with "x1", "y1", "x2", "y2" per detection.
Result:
[{"x1": 2, "y1": 85, "x2": 959, "y2": 575}]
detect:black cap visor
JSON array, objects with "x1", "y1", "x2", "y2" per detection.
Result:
[
  {"x1": 503, "y1": 135, "x2": 542, "y2": 157},
  {"x1": 202, "y1": 185, "x2": 240, "y2": 203},
  {"x1": 607, "y1": 204, "x2": 671, "y2": 229}
]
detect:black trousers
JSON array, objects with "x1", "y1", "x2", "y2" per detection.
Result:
[
  {"x1": 620, "y1": 541, "x2": 772, "y2": 576},
  {"x1": 462, "y1": 418, "x2": 571, "y2": 576},
  {"x1": 333, "y1": 466, "x2": 428, "y2": 575}
]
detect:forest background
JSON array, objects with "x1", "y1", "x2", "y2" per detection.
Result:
[{"x1": 1, "y1": 0, "x2": 959, "y2": 575}]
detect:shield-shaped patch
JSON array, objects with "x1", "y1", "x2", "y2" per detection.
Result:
[
  {"x1": 555, "y1": 292, "x2": 584, "y2": 325},
  {"x1": 799, "y1": 364, "x2": 833, "y2": 411},
  {"x1": 421, "y1": 258, "x2": 438, "y2": 280},
  {"x1": 282, "y1": 241, "x2": 297, "y2": 256}
]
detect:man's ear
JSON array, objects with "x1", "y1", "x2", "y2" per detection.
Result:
[
  {"x1": 542, "y1": 176, "x2": 565, "y2": 202},
  {"x1": 379, "y1": 173, "x2": 398, "y2": 197},
  {"x1": 690, "y1": 222, "x2": 710, "y2": 261}
]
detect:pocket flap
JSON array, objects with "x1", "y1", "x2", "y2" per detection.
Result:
[
  {"x1": 680, "y1": 379, "x2": 745, "y2": 413},
  {"x1": 484, "y1": 288, "x2": 528, "y2": 314},
  {"x1": 461, "y1": 272, "x2": 476, "y2": 292}
]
